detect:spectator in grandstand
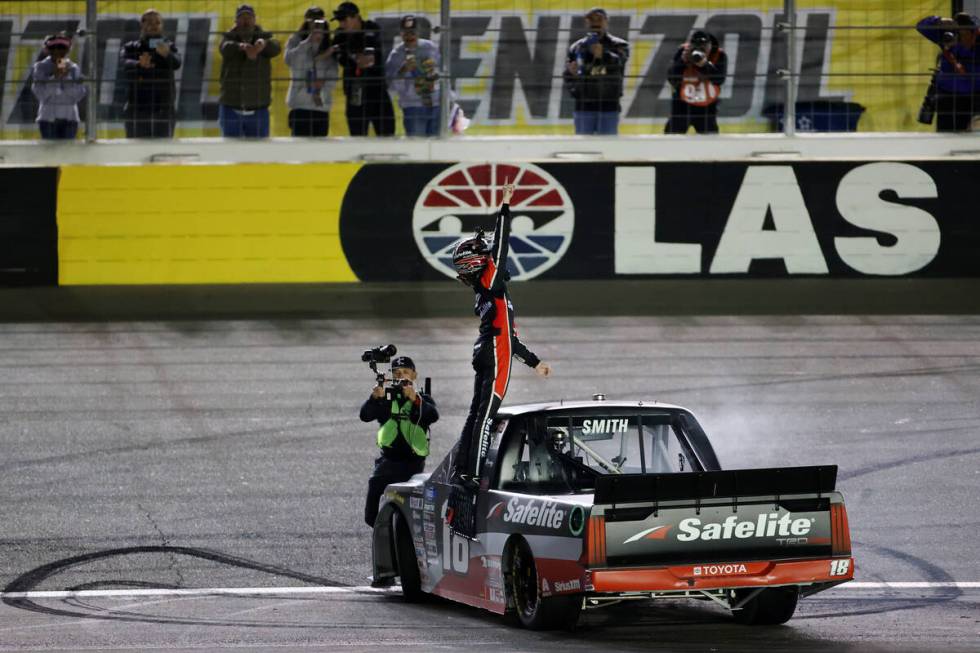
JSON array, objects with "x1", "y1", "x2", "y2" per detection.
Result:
[
  {"x1": 31, "y1": 32, "x2": 87, "y2": 140},
  {"x1": 331, "y1": 2, "x2": 395, "y2": 136},
  {"x1": 385, "y1": 15, "x2": 441, "y2": 136},
  {"x1": 563, "y1": 7, "x2": 629, "y2": 135},
  {"x1": 284, "y1": 6, "x2": 338, "y2": 136},
  {"x1": 120, "y1": 8, "x2": 182, "y2": 139},
  {"x1": 665, "y1": 30, "x2": 728, "y2": 134},
  {"x1": 916, "y1": 13, "x2": 979, "y2": 132},
  {"x1": 218, "y1": 4, "x2": 281, "y2": 138}
]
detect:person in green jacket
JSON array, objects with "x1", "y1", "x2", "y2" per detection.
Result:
[
  {"x1": 218, "y1": 4, "x2": 281, "y2": 137},
  {"x1": 359, "y1": 355, "x2": 439, "y2": 527}
]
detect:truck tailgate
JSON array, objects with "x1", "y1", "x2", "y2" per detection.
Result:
[{"x1": 586, "y1": 466, "x2": 852, "y2": 586}]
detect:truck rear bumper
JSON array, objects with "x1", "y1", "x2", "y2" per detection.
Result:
[{"x1": 590, "y1": 557, "x2": 854, "y2": 593}]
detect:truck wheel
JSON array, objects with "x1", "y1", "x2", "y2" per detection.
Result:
[
  {"x1": 393, "y1": 515, "x2": 424, "y2": 602},
  {"x1": 507, "y1": 538, "x2": 582, "y2": 630},
  {"x1": 732, "y1": 587, "x2": 799, "y2": 625}
]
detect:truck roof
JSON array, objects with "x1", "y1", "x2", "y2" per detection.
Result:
[{"x1": 497, "y1": 399, "x2": 688, "y2": 417}]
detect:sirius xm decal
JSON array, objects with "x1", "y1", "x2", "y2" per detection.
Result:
[{"x1": 412, "y1": 162, "x2": 574, "y2": 281}]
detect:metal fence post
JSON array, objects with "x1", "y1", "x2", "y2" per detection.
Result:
[
  {"x1": 784, "y1": 0, "x2": 797, "y2": 136},
  {"x1": 438, "y1": 0, "x2": 451, "y2": 138},
  {"x1": 84, "y1": 0, "x2": 97, "y2": 142}
]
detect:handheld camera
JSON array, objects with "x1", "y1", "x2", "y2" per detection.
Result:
[{"x1": 361, "y1": 344, "x2": 431, "y2": 401}]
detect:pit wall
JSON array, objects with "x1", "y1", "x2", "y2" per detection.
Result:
[{"x1": 1, "y1": 140, "x2": 978, "y2": 286}]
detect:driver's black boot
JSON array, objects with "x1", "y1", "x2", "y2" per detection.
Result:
[{"x1": 448, "y1": 480, "x2": 478, "y2": 540}]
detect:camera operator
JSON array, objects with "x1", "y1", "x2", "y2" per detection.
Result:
[
  {"x1": 31, "y1": 32, "x2": 87, "y2": 140},
  {"x1": 665, "y1": 30, "x2": 727, "y2": 134},
  {"x1": 563, "y1": 7, "x2": 629, "y2": 135},
  {"x1": 284, "y1": 6, "x2": 338, "y2": 137},
  {"x1": 330, "y1": 2, "x2": 395, "y2": 136},
  {"x1": 917, "y1": 13, "x2": 979, "y2": 132},
  {"x1": 359, "y1": 354, "x2": 438, "y2": 527},
  {"x1": 217, "y1": 4, "x2": 282, "y2": 138},
  {"x1": 385, "y1": 15, "x2": 441, "y2": 136},
  {"x1": 120, "y1": 8, "x2": 181, "y2": 138}
]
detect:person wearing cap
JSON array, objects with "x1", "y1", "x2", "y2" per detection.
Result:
[
  {"x1": 284, "y1": 6, "x2": 339, "y2": 136},
  {"x1": 563, "y1": 7, "x2": 630, "y2": 135},
  {"x1": 31, "y1": 32, "x2": 87, "y2": 140},
  {"x1": 218, "y1": 4, "x2": 282, "y2": 137},
  {"x1": 120, "y1": 8, "x2": 182, "y2": 138},
  {"x1": 359, "y1": 354, "x2": 438, "y2": 527},
  {"x1": 330, "y1": 2, "x2": 396, "y2": 136},
  {"x1": 665, "y1": 30, "x2": 727, "y2": 134},
  {"x1": 385, "y1": 15, "x2": 441, "y2": 136},
  {"x1": 917, "y1": 12, "x2": 979, "y2": 132}
]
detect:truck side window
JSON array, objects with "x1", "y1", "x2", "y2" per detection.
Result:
[{"x1": 495, "y1": 419, "x2": 528, "y2": 491}]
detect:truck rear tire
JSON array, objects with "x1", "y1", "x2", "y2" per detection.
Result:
[
  {"x1": 507, "y1": 538, "x2": 582, "y2": 630},
  {"x1": 732, "y1": 587, "x2": 799, "y2": 625}
]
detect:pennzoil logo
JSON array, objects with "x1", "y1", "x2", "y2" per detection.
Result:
[{"x1": 412, "y1": 162, "x2": 574, "y2": 281}]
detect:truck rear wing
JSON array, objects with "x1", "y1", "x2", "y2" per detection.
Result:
[{"x1": 594, "y1": 465, "x2": 838, "y2": 505}]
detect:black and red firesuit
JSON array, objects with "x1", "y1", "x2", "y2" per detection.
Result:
[{"x1": 454, "y1": 202, "x2": 541, "y2": 482}]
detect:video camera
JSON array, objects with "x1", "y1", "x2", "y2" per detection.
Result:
[
  {"x1": 361, "y1": 344, "x2": 431, "y2": 402},
  {"x1": 689, "y1": 33, "x2": 710, "y2": 65}
]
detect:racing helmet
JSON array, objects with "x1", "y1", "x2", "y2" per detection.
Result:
[{"x1": 451, "y1": 233, "x2": 491, "y2": 278}]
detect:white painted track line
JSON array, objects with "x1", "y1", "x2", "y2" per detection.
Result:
[
  {"x1": 0, "y1": 586, "x2": 399, "y2": 599},
  {"x1": 1, "y1": 582, "x2": 978, "y2": 600},
  {"x1": 844, "y1": 582, "x2": 980, "y2": 588}
]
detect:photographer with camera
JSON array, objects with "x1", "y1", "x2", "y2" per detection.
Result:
[
  {"x1": 359, "y1": 347, "x2": 438, "y2": 528},
  {"x1": 285, "y1": 6, "x2": 338, "y2": 137},
  {"x1": 31, "y1": 32, "x2": 87, "y2": 140},
  {"x1": 217, "y1": 4, "x2": 281, "y2": 138},
  {"x1": 331, "y1": 2, "x2": 395, "y2": 136},
  {"x1": 665, "y1": 30, "x2": 727, "y2": 134},
  {"x1": 386, "y1": 15, "x2": 441, "y2": 136},
  {"x1": 120, "y1": 8, "x2": 182, "y2": 138},
  {"x1": 563, "y1": 7, "x2": 629, "y2": 135},
  {"x1": 917, "y1": 13, "x2": 979, "y2": 132}
]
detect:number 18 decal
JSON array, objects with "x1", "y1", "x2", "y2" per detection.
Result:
[
  {"x1": 830, "y1": 559, "x2": 850, "y2": 576},
  {"x1": 442, "y1": 523, "x2": 469, "y2": 574}
]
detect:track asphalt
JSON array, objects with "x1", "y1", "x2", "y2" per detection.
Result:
[{"x1": 1, "y1": 314, "x2": 978, "y2": 651}]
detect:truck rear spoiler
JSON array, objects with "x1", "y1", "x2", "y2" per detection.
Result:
[{"x1": 594, "y1": 465, "x2": 838, "y2": 505}]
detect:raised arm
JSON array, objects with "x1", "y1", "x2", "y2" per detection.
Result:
[{"x1": 480, "y1": 180, "x2": 514, "y2": 290}]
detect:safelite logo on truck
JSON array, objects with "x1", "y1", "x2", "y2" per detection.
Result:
[{"x1": 626, "y1": 512, "x2": 815, "y2": 544}]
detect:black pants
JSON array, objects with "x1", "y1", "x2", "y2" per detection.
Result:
[
  {"x1": 936, "y1": 92, "x2": 977, "y2": 132},
  {"x1": 456, "y1": 341, "x2": 511, "y2": 479},
  {"x1": 289, "y1": 109, "x2": 330, "y2": 137},
  {"x1": 38, "y1": 120, "x2": 78, "y2": 140},
  {"x1": 364, "y1": 455, "x2": 425, "y2": 527},
  {"x1": 345, "y1": 92, "x2": 395, "y2": 137},
  {"x1": 665, "y1": 99, "x2": 719, "y2": 134},
  {"x1": 125, "y1": 111, "x2": 175, "y2": 138}
]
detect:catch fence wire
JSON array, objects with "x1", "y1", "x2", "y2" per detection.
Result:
[{"x1": 0, "y1": 0, "x2": 964, "y2": 140}]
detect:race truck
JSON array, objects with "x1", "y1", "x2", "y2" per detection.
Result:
[{"x1": 371, "y1": 398, "x2": 853, "y2": 629}]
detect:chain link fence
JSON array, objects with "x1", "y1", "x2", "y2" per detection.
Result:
[{"x1": 0, "y1": 0, "x2": 973, "y2": 140}]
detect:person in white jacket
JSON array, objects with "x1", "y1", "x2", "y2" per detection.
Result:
[
  {"x1": 31, "y1": 32, "x2": 88, "y2": 140},
  {"x1": 284, "y1": 6, "x2": 338, "y2": 136}
]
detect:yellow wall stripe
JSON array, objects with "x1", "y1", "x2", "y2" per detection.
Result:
[{"x1": 58, "y1": 163, "x2": 361, "y2": 284}]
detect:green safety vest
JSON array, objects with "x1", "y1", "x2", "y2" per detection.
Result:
[{"x1": 377, "y1": 398, "x2": 429, "y2": 457}]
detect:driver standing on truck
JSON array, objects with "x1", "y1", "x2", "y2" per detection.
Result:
[{"x1": 360, "y1": 355, "x2": 438, "y2": 527}]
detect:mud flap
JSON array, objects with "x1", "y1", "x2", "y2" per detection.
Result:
[{"x1": 447, "y1": 484, "x2": 478, "y2": 540}]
